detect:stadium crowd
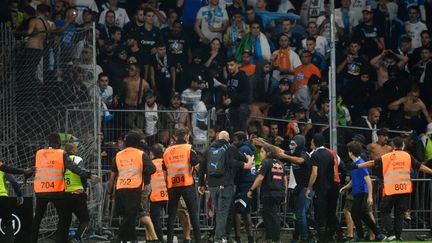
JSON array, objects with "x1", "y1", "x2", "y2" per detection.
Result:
[{"x1": 1, "y1": 0, "x2": 432, "y2": 242}]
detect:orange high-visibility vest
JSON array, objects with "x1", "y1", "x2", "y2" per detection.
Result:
[
  {"x1": 326, "y1": 148, "x2": 340, "y2": 184},
  {"x1": 34, "y1": 148, "x2": 66, "y2": 193},
  {"x1": 116, "y1": 147, "x2": 144, "y2": 190},
  {"x1": 150, "y1": 158, "x2": 168, "y2": 202},
  {"x1": 163, "y1": 144, "x2": 194, "y2": 188},
  {"x1": 382, "y1": 150, "x2": 412, "y2": 196}
]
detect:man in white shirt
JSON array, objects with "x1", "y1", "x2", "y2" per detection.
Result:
[
  {"x1": 302, "y1": 21, "x2": 330, "y2": 59},
  {"x1": 195, "y1": 0, "x2": 229, "y2": 44},
  {"x1": 98, "y1": 0, "x2": 130, "y2": 28},
  {"x1": 98, "y1": 73, "x2": 114, "y2": 120},
  {"x1": 405, "y1": 5, "x2": 428, "y2": 51}
]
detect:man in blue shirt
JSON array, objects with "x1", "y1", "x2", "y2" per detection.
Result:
[{"x1": 341, "y1": 141, "x2": 384, "y2": 241}]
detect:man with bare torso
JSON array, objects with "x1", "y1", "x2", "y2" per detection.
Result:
[
  {"x1": 388, "y1": 86, "x2": 432, "y2": 132},
  {"x1": 369, "y1": 50, "x2": 409, "y2": 87},
  {"x1": 122, "y1": 63, "x2": 150, "y2": 129},
  {"x1": 20, "y1": 4, "x2": 55, "y2": 88},
  {"x1": 367, "y1": 128, "x2": 393, "y2": 159}
]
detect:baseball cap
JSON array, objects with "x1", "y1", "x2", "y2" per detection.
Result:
[
  {"x1": 171, "y1": 92, "x2": 181, "y2": 99},
  {"x1": 243, "y1": 49, "x2": 252, "y2": 55},
  {"x1": 309, "y1": 74, "x2": 321, "y2": 85},
  {"x1": 426, "y1": 123, "x2": 432, "y2": 135},
  {"x1": 362, "y1": 5, "x2": 372, "y2": 12},
  {"x1": 145, "y1": 89, "x2": 155, "y2": 98},
  {"x1": 279, "y1": 77, "x2": 290, "y2": 85}
]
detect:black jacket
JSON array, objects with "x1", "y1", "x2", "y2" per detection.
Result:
[{"x1": 199, "y1": 139, "x2": 247, "y2": 187}]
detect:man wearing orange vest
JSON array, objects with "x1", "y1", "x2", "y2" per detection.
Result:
[
  {"x1": 30, "y1": 133, "x2": 100, "y2": 243},
  {"x1": 107, "y1": 131, "x2": 156, "y2": 242},
  {"x1": 163, "y1": 127, "x2": 201, "y2": 243},
  {"x1": 149, "y1": 143, "x2": 169, "y2": 242},
  {"x1": 357, "y1": 136, "x2": 432, "y2": 241}
]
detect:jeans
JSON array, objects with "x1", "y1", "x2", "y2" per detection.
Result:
[
  {"x1": 295, "y1": 187, "x2": 314, "y2": 240},
  {"x1": 351, "y1": 193, "x2": 379, "y2": 239},
  {"x1": 166, "y1": 186, "x2": 201, "y2": 243},
  {"x1": 261, "y1": 197, "x2": 283, "y2": 242},
  {"x1": 381, "y1": 193, "x2": 410, "y2": 239},
  {"x1": 150, "y1": 201, "x2": 167, "y2": 242},
  {"x1": 209, "y1": 185, "x2": 236, "y2": 241},
  {"x1": 115, "y1": 189, "x2": 141, "y2": 241},
  {"x1": 31, "y1": 197, "x2": 71, "y2": 243},
  {"x1": 65, "y1": 193, "x2": 90, "y2": 240}
]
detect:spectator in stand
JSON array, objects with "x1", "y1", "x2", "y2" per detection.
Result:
[
  {"x1": 294, "y1": 74, "x2": 321, "y2": 112},
  {"x1": 410, "y1": 47, "x2": 432, "y2": 105},
  {"x1": 245, "y1": 5, "x2": 263, "y2": 27},
  {"x1": 353, "y1": 6, "x2": 385, "y2": 59},
  {"x1": 271, "y1": 33, "x2": 301, "y2": 81},
  {"x1": 182, "y1": 75, "x2": 202, "y2": 109},
  {"x1": 334, "y1": 0, "x2": 361, "y2": 43},
  {"x1": 73, "y1": 0, "x2": 99, "y2": 25},
  {"x1": 56, "y1": 6, "x2": 78, "y2": 57},
  {"x1": 226, "y1": 0, "x2": 245, "y2": 18},
  {"x1": 239, "y1": 50, "x2": 256, "y2": 77},
  {"x1": 160, "y1": 9, "x2": 179, "y2": 37},
  {"x1": 224, "y1": 9, "x2": 250, "y2": 57},
  {"x1": 122, "y1": 63, "x2": 150, "y2": 128},
  {"x1": 139, "y1": 0, "x2": 167, "y2": 29},
  {"x1": 268, "y1": 89, "x2": 295, "y2": 120},
  {"x1": 166, "y1": 92, "x2": 190, "y2": 129},
  {"x1": 409, "y1": 30, "x2": 431, "y2": 69},
  {"x1": 285, "y1": 105, "x2": 312, "y2": 139},
  {"x1": 191, "y1": 89, "x2": 211, "y2": 152},
  {"x1": 143, "y1": 90, "x2": 163, "y2": 144},
  {"x1": 77, "y1": 46, "x2": 104, "y2": 90},
  {"x1": 126, "y1": 33, "x2": 146, "y2": 67},
  {"x1": 336, "y1": 39, "x2": 369, "y2": 89},
  {"x1": 99, "y1": 0, "x2": 129, "y2": 28},
  {"x1": 80, "y1": 8, "x2": 95, "y2": 28},
  {"x1": 305, "y1": 36, "x2": 328, "y2": 73},
  {"x1": 302, "y1": 21, "x2": 330, "y2": 59},
  {"x1": 102, "y1": 45, "x2": 129, "y2": 95},
  {"x1": 395, "y1": 36, "x2": 412, "y2": 71},
  {"x1": 405, "y1": 6, "x2": 428, "y2": 51},
  {"x1": 370, "y1": 49, "x2": 409, "y2": 87},
  {"x1": 388, "y1": 85, "x2": 432, "y2": 132},
  {"x1": 268, "y1": 123, "x2": 285, "y2": 146},
  {"x1": 149, "y1": 42, "x2": 175, "y2": 106},
  {"x1": 236, "y1": 21, "x2": 272, "y2": 64},
  {"x1": 276, "y1": 19, "x2": 303, "y2": 51},
  {"x1": 204, "y1": 38, "x2": 227, "y2": 84},
  {"x1": 366, "y1": 128, "x2": 393, "y2": 159},
  {"x1": 52, "y1": 0, "x2": 66, "y2": 21},
  {"x1": 224, "y1": 57, "x2": 251, "y2": 133},
  {"x1": 98, "y1": 72, "x2": 115, "y2": 120},
  {"x1": 310, "y1": 97, "x2": 330, "y2": 133},
  {"x1": 354, "y1": 107, "x2": 381, "y2": 144},
  {"x1": 293, "y1": 50, "x2": 321, "y2": 94},
  {"x1": 164, "y1": 20, "x2": 191, "y2": 92},
  {"x1": 99, "y1": 10, "x2": 117, "y2": 40},
  {"x1": 195, "y1": 0, "x2": 229, "y2": 45},
  {"x1": 109, "y1": 26, "x2": 124, "y2": 46}
]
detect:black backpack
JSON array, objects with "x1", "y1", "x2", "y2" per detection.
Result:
[{"x1": 206, "y1": 144, "x2": 229, "y2": 177}]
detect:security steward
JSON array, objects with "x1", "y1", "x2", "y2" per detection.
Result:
[
  {"x1": 0, "y1": 161, "x2": 33, "y2": 243},
  {"x1": 149, "y1": 143, "x2": 169, "y2": 242},
  {"x1": 64, "y1": 143, "x2": 90, "y2": 243},
  {"x1": 163, "y1": 127, "x2": 201, "y2": 243},
  {"x1": 356, "y1": 137, "x2": 432, "y2": 241},
  {"x1": 107, "y1": 131, "x2": 156, "y2": 242},
  {"x1": 30, "y1": 133, "x2": 100, "y2": 243}
]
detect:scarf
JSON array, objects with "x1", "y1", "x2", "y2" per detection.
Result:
[
  {"x1": 235, "y1": 32, "x2": 271, "y2": 63},
  {"x1": 273, "y1": 48, "x2": 292, "y2": 73},
  {"x1": 364, "y1": 116, "x2": 378, "y2": 143}
]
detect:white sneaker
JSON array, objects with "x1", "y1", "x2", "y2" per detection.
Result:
[{"x1": 383, "y1": 235, "x2": 397, "y2": 242}]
